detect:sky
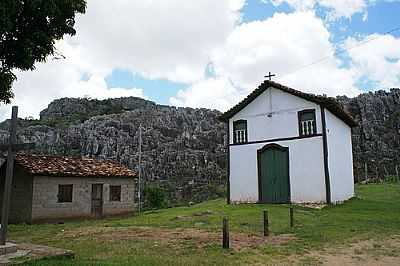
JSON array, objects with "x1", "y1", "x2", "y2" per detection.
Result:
[{"x1": 1, "y1": 0, "x2": 400, "y2": 120}]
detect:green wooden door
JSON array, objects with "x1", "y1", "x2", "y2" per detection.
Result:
[{"x1": 258, "y1": 144, "x2": 290, "y2": 203}]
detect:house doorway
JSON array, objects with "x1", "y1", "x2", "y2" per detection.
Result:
[
  {"x1": 258, "y1": 144, "x2": 290, "y2": 203},
  {"x1": 91, "y1": 184, "x2": 103, "y2": 218}
]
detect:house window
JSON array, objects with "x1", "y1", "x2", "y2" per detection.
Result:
[
  {"x1": 58, "y1": 184, "x2": 73, "y2": 203},
  {"x1": 298, "y1": 109, "x2": 317, "y2": 136},
  {"x1": 109, "y1": 185, "x2": 121, "y2": 201},
  {"x1": 233, "y1": 120, "x2": 248, "y2": 144}
]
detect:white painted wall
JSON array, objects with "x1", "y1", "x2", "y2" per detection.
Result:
[
  {"x1": 228, "y1": 86, "x2": 328, "y2": 203},
  {"x1": 230, "y1": 136, "x2": 326, "y2": 203},
  {"x1": 325, "y1": 110, "x2": 355, "y2": 203},
  {"x1": 229, "y1": 87, "x2": 322, "y2": 143}
]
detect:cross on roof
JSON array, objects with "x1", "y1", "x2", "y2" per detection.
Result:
[
  {"x1": 0, "y1": 106, "x2": 35, "y2": 245},
  {"x1": 265, "y1": 72, "x2": 276, "y2": 81}
]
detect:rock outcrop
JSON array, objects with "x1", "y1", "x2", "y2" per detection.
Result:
[
  {"x1": 0, "y1": 89, "x2": 399, "y2": 204},
  {"x1": 338, "y1": 88, "x2": 400, "y2": 182},
  {"x1": 0, "y1": 97, "x2": 227, "y2": 205}
]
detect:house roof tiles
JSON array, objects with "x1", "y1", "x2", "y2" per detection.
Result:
[{"x1": 13, "y1": 153, "x2": 137, "y2": 178}]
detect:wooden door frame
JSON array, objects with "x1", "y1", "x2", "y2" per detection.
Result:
[
  {"x1": 257, "y1": 143, "x2": 291, "y2": 203},
  {"x1": 91, "y1": 183, "x2": 104, "y2": 218}
]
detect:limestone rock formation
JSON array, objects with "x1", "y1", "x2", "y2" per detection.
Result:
[
  {"x1": 0, "y1": 89, "x2": 399, "y2": 204},
  {"x1": 338, "y1": 88, "x2": 400, "y2": 182},
  {"x1": 0, "y1": 97, "x2": 227, "y2": 205}
]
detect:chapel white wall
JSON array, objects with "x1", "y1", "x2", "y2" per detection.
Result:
[
  {"x1": 230, "y1": 137, "x2": 326, "y2": 203},
  {"x1": 229, "y1": 87, "x2": 322, "y2": 143},
  {"x1": 325, "y1": 110, "x2": 355, "y2": 203}
]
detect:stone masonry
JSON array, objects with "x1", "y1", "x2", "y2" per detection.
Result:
[{"x1": 31, "y1": 176, "x2": 135, "y2": 221}]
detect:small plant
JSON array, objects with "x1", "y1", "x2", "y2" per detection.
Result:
[
  {"x1": 384, "y1": 175, "x2": 399, "y2": 183},
  {"x1": 144, "y1": 185, "x2": 167, "y2": 209}
]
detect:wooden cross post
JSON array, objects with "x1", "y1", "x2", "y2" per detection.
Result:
[
  {"x1": 264, "y1": 72, "x2": 276, "y2": 81},
  {"x1": 0, "y1": 106, "x2": 35, "y2": 245}
]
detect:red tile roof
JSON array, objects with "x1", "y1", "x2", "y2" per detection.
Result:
[{"x1": 14, "y1": 153, "x2": 137, "y2": 178}]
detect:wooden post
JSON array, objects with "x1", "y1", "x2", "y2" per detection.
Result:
[
  {"x1": 138, "y1": 124, "x2": 142, "y2": 213},
  {"x1": 289, "y1": 206, "x2": 294, "y2": 228},
  {"x1": 364, "y1": 162, "x2": 368, "y2": 182},
  {"x1": 263, "y1": 210, "x2": 269, "y2": 236},
  {"x1": 0, "y1": 106, "x2": 18, "y2": 245},
  {"x1": 396, "y1": 165, "x2": 399, "y2": 183},
  {"x1": 222, "y1": 217, "x2": 229, "y2": 249}
]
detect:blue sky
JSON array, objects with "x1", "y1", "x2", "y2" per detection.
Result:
[
  {"x1": 3, "y1": 0, "x2": 400, "y2": 120},
  {"x1": 104, "y1": 0, "x2": 400, "y2": 105}
]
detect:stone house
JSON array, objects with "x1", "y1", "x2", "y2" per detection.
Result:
[{"x1": 0, "y1": 153, "x2": 137, "y2": 223}]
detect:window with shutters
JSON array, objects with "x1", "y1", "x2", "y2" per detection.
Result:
[
  {"x1": 58, "y1": 184, "x2": 73, "y2": 203},
  {"x1": 298, "y1": 109, "x2": 317, "y2": 136},
  {"x1": 109, "y1": 185, "x2": 121, "y2": 201},
  {"x1": 233, "y1": 120, "x2": 248, "y2": 144}
]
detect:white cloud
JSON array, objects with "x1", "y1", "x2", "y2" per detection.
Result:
[
  {"x1": 270, "y1": 0, "x2": 367, "y2": 20},
  {"x1": 0, "y1": 0, "x2": 245, "y2": 120},
  {"x1": 171, "y1": 11, "x2": 360, "y2": 110},
  {"x1": 170, "y1": 77, "x2": 245, "y2": 111},
  {"x1": 0, "y1": 41, "x2": 145, "y2": 120},
  {"x1": 73, "y1": 0, "x2": 245, "y2": 83},
  {"x1": 3, "y1": 0, "x2": 398, "y2": 121},
  {"x1": 345, "y1": 34, "x2": 400, "y2": 88}
]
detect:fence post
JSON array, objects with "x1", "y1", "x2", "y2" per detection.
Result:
[
  {"x1": 364, "y1": 162, "x2": 368, "y2": 182},
  {"x1": 290, "y1": 206, "x2": 294, "y2": 228},
  {"x1": 263, "y1": 210, "x2": 269, "y2": 236},
  {"x1": 396, "y1": 165, "x2": 399, "y2": 183},
  {"x1": 222, "y1": 217, "x2": 229, "y2": 249}
]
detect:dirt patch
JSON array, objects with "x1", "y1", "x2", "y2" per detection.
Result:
[
  {"x1": 60, "y1": 226, "x2": 295, "y2": 251},
  {"x1": 301, "y1": 236, "x2": 400, "y2": 266},
  {"x1": 295, "y1": 203, "x2": 326, "y2": 209},
  {"x1": 0, "y1": 243, "x2": 73, "y2": 265}
]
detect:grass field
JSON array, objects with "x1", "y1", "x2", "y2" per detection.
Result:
[{"x1": 9, "y1": 183, "x2": 400, "y2": 265}]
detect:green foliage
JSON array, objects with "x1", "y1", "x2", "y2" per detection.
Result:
[
  {"x1": 0, "y1": 0, "x2": 86, "y2": 103},
  {"x1": 207, "y1": 183, "x2": 226, "y2": 198},
  {"x1": 144, "y1": 185, "x2": 167, "y2": 209},
  {"x1": 384, "y1": 175, "x2": 400, "y2": 183}
]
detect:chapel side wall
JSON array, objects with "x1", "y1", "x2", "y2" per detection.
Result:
[
  {"x1": 325, "y1": 110, "x2": 355, "y2": 203},
  {"x1": 0, "y1": 166, "x2": 33, "y2": 223},
  {"x1": 229, "y1": 87, "x2": 322, "y2": 143},
  {"x1": 31, "y1": 176, "x2": 135, "y2": 221},
  {"x1": 230, "y1": 137, "x2": 326, "y2": 203}
]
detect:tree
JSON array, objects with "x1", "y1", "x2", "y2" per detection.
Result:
[{"x1": 0, "y1": 0, "x2": 86, "y2": 103}]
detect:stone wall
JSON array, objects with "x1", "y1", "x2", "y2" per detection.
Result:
[
  {"x1": 31, "y1": 176, "x2": 135, "y2": 221},
  {"x1": 0, "y1": 165, "x2": 33, "y2": 223}
]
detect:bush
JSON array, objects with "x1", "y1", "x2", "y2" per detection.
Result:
[
  {"x1": 144, "y1": 186, "x2": 167, "y2": 209},
  {"x1": 384, "y1": 175, "x2": 399, "y2": 183}
]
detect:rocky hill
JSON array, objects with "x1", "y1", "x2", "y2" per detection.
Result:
[
  {"x1": 338, "y1": 88, "x2": 400, "y2": 182},
  {"x1": 0, "y1": 89, "x2": 399, "y2": 204},
  {"x1": 0, "y1": 97, "x2": 227, "y2": 205}
]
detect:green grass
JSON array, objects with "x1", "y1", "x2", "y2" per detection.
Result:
[{"x1": 9, "y1": 183, "x2": 400, "y2": 265}]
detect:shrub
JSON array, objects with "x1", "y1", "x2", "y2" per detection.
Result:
[{"x1": 144, "y1": 185, "x2": 167, "y2": 209}]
